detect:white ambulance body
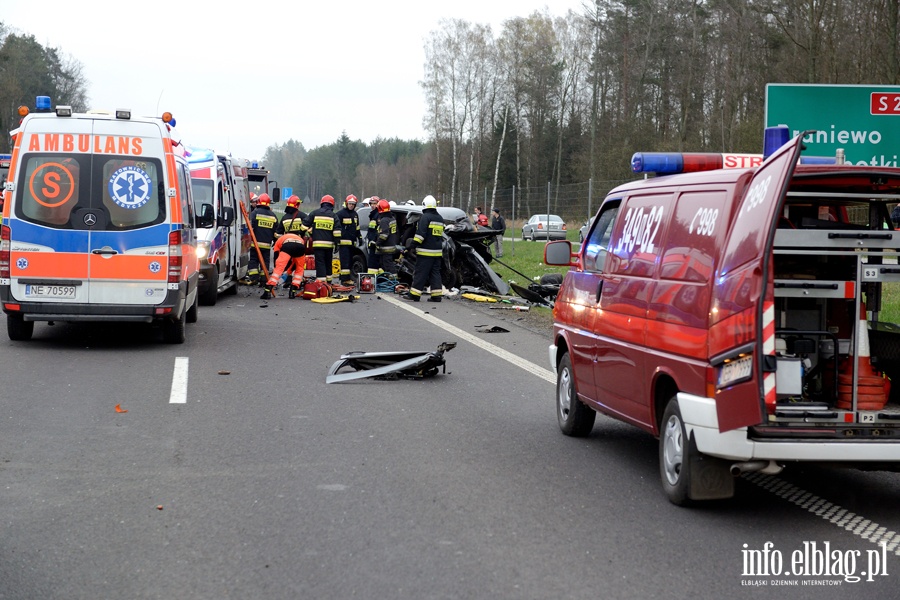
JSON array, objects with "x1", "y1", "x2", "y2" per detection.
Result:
[
  {"x1": 0, "y1": 100, "x2": 199, "y2": 343},
  {"x1": 188, "y1": 148, "x2": 251, "y2": 304}
]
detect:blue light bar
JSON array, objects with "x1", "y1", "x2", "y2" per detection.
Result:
[
  {"x1": 763, "y1": 125, "x2": 790, "y2": 159},
  {"x1": 632, "y1": 152, "x2": 683, "y2": 174},
  {"x1": 798, "y1": 156, "x2": 837, "y2": 165},
  {"x1": 35, "y1": 96, "x2": 52, "y2": 111},
  {"x1": 186, "y1": 148, "x2": 216, "y2": 164}
]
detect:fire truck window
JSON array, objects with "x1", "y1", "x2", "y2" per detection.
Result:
[{"x1": 583, "y1": 205, "x2": 618, "y2": 272}]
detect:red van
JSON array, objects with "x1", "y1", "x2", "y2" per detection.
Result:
[{"x1": 546, "y1": 134, "x2": 900, "y2": 505}]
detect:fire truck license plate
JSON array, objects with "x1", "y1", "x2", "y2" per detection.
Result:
[
  {"x1": 25, "y1": 284, "x2": 76, "y2": 299},
  {"x1": 718, "y1": 355, "x2": 752, "y2": 388}
]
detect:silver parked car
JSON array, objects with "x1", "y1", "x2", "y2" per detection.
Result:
[
  {"x1": 522, "y1": 214, "x2": 567, "y2": 241},
  {"x1": 579, "y1": 216, "x2": 595, "y2": 243}
]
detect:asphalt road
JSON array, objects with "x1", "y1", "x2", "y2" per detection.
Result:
[{"x1": 2, "y1": 286, "x2": 900, "y2": 599}]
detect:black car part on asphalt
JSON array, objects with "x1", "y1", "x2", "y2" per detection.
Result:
[{"x1": 325, "y1": 342, "x2": 457, "y2": 383}]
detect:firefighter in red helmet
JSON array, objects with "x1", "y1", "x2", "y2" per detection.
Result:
[
  {"x1": 367, "y1": 199, "x2": 398, "y2": 276},
  {"x1": 301, "y1": 195, "x2": 341, "y2": 285},
  {"x1": 247, "y1": 192, "x2": 277, "y2": 285},
  {"x1": 336, "y1": 195, "x2": 361, "y2": 286}
]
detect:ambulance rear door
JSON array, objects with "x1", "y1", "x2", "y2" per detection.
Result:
[
  {"x1": 710, "y1": 134, "x2": 805, "y2": 432},
  {"x1": 82, "y1": 118, "x2": 171, "y2": 305}
]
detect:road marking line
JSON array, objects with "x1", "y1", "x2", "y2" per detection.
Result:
[
  {"x1": 382, "y1": 294, "x2": 556, "y2": 384},
  {"x1": 744, "y1": 472, "x2": 900, "y2": 555},
  {"x1": 169, "y1": 356, "x2": 189, "y2": 404}
]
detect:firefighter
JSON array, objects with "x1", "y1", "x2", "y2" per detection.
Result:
[
  {"x1": 261, "y1": 233, "x2": 308, "y2": 300},
  {"x1": 375, "y1": 199, "x2": 397, "y2": 275},
  {"x1": 365, "y1": 200, "x2": 380, "y2": 275},
  {"x1": 247, "y1": 192, "x2": 277, "y2": 285},
  {"x1": 273, "y1": 195, "x2": 307, "y2": 287},
  {"x1": 276, "y1": 195, "x2": 307, "y2": 238},
  {"x1": 336, "y1": 194, "x2": 361, "y2": 286},
  {"x1": 302, "y1": 194, "x2": 341, "y2": 284},
  {"x1": 402, "y1": 195, "x2": 444, "y2": 302}
]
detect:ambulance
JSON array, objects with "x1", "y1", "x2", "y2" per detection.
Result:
[
  {"x1": 187, "y1": 148, "x2": 251, "y2": 304},
  {"x1": 547, "y1": 130, "x2": 900, "y2": 505},
  {"x1": 0, "y1": 97, "x2": 199, "y2": 343}
]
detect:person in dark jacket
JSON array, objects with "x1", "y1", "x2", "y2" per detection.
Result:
[
  {"x1": 246, "y1": 193, "x2": 277, "y2": 285},
  {"x1": 490, "y1": 208, "x2": 506, "y2": 257},
  {"x1": 367, "y1": 199, "x2": 398, "y2": 275},
  {"x1": 402, "y1": 195, "x2": 445, "y2": 302},
  {"x1": 336, "y1": 195, "x2": 361, "y2": 285},
  {"x1": 301, "y1": 195, "x2": 341, "y2": 284},
  {"x1": 276, "y1": 195, "x2": 307, "y2": 239}
]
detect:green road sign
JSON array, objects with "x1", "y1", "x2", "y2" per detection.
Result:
[{"x1": 765, "y1": 84, "x2": 900, "y2": 167}]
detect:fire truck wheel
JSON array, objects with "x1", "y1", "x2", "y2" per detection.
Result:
[
  {"x1": 660, "y1": 398, "x2": 693, "y2": 505},
  {"x1": 556, "y1": 352, "x2": 596, "y2": 436}
]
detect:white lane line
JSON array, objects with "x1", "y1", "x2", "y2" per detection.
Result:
[
  {"x1": 381, "y1": 294, "x2": 556, "y2": 383},
  {"x1": 386, "y1": 294, "x2": 899, "y2": 548},
  {"x1": 169, "y1": 356, "x2": 189, "y2": 404},
  {"x1": 743, "y1": 472, "x2": 900, "y2": 555}
]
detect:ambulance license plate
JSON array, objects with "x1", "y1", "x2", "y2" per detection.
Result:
[
  {"x1": 25, "y1": 284, "x2": 76, "y2": 299},
  {"x1": 718, "y1": 355, "x2": 753, "y2": 388}
]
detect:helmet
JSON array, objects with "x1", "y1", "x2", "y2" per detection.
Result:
[
  {"x1": 286, "y1": 195, "x2": 301, "y2": 208},
  {"x1": 345, "y1": 194, "x2": 358, "y2": 207},
  {"x1": 377, "y1": 199, "x2": 391, "y2": 213},
  {"x1": 321, "y1": 194, "x2": 335, "y2": 206},
  {"x1": 422, "y1": 195, "x2": 437, "y2": 209},
  {"x1": 257, "y1": 193, "x2": 271, "y2": 206}
]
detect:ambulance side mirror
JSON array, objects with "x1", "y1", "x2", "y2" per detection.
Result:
[
  {"x1": 219, "y1": 206, "x2": 235, "y2": 227},
  {"x1": 197, "y1": 203, "x2": 215, "y2": 228}
]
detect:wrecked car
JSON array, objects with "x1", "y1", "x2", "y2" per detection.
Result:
[{"x1": 357, "y1": 205, "x2": 508, "y2": 294}]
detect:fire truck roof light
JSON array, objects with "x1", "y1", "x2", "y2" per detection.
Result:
[
  {"x1": 797, "y1": 156, "x2": 837, "y2": 165},
  {"x1": 632, "y1": 153, "x2": 734, "y2": 174}
]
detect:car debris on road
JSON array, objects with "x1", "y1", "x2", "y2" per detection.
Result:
[{"x1": 326, "y1": 342, "x2": 457, "y2": 383}]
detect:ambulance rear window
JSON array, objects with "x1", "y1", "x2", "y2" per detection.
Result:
[
  {"x1": 17, "y1": 156, "x2": 83, "y2": 226},
  {"x1": 101, "y1": 158, "x2": 165, "y2": 229}
]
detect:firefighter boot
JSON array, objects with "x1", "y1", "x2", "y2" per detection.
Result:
[
  {"x1": 260, "y1": 285, "x2": 274, "y2": 300},
  {"x1": 288, "y1": 286, "x2": 300, "y2": 299}
]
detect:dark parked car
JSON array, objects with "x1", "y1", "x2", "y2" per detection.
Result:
[
  {"x1": 357, "y1": 204, "x2": 508, "y2": 293},
  {"x1": 522, "y1": 214, "x2": 567, "y2": 241}
]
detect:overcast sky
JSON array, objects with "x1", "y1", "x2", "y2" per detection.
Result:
[{"x1": 3, "y1": 0, "x2": 586, "y2": 160}]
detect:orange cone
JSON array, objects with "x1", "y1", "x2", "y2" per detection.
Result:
[{"x1": 836, "y1": 302, "x2": 888, "y2": 410}]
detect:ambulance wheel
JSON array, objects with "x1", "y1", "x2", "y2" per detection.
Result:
[
  {"x1": 200, "y1": 267, "x2": 218, "y2": 305},
  {"x1": 186, "y1": 291, "x2": 199, "y2": 323},
  {"x1": 660, "y1": 398, "x2": 694, "y2": 506},
  {"x1": 162, "y1": 310, "x2": 186, "y2": 344},
  {"x1": 556, "y1": 352, "x2": 595, "y2": 436},
  {"x1": 7, "y1": 314, "x2": 34, "y2": 341}
]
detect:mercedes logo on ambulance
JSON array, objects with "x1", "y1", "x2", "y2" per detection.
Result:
[{"x1": 83, "y1": 213, "x2": 97, "y2": 226}]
